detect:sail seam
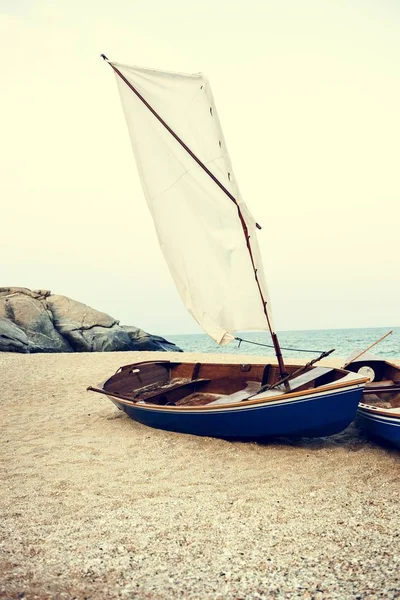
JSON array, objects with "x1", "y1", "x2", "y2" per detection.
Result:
[{"x1": 151, "y1": 154, "x2": 232, "y2": 202}]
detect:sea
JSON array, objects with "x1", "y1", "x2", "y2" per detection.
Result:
[{"x1": 167, "y1": 327, "x2": 400, "y2": 360}]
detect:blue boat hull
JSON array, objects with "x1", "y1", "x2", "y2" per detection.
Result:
[
  {"x1": 111, "y1": 387, "x2": 363, "y2": 439},
  {"x1": 357, "y1": 407, "x2": 400, "y2": 448}
]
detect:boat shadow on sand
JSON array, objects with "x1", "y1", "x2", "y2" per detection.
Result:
[
  {"x1": 257, "y1": 422, "x2": 400, "y2": 454},
  {"x1": 103, "y1": 409, "x2": 398, "y2": 454},
  {"x1": 221, "y1": 424, "x2": 398, "y2": 453}
]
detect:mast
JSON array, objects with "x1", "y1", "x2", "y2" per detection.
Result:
[
  {"x1": 103, "y1": 56, "x2": 287, "y2": 377},
  {"x1": 343, "y1": 330, "x2": 393, "y2": 367}
]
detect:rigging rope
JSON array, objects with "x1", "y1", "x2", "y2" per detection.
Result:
[{"x1": 235, "y1": 337, "x2": 326, "y2": 354}]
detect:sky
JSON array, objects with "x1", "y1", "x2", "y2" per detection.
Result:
[{"x1": 1, "y1": 0, "x2": 399, "y2": 336}]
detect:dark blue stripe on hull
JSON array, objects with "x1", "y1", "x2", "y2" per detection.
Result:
[
  {"x1": 357, "y1": 411, "x2": 400, "y2": 448},
  {"x1": 113, "y1": 388, "x2": 362, "y2": 439}
]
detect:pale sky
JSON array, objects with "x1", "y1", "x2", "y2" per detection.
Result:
[{"x1": 1, "y1": 0, "x2": 399, "y2": 335}]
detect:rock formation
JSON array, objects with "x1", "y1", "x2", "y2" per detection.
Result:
[
  {"x1": 122, "y1": 325, "x2": 182, "y2": 352},
  {"x1": 0, "y1": 287, "x2": 182, "y2": 353},
  {"x1": 0, "y1": 316, "x2": 30, "y2": 353}
]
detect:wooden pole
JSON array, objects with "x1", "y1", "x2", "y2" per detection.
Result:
[
  {"x1": 104, "y1": 57, "x2": 288, "y2": 377},
  {"x1": 254, "y1": 348, "x2": 336, "y2": 395},
  {"x1": 343, "y1": 330, "x2": 393, "y2": 367}
]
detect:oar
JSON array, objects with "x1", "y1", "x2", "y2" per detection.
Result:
[
  {"x1": 343, "y1": 330, "x2": 393, "y2": 368},
  {"x1": 87, "y1": 386, "x2": 140, "y2": 403},
  {"x1": 249, "y1": 348, "x2": 336, "y2": 396}
]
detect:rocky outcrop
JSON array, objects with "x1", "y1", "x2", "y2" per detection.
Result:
[
  {"x1": 0, "y1": 288, "x2": 72, "y2": 353},
  {"x1": 0, "y1": 287, "x2": 182, "y2": 354},
  {"x1": 122, "y1": 325, "x2": 181, "y2": 352},
  {"x1": 0, "y1": 317, "x2": 30, "y2": 353},
  {"x1": 46, "y1": 295, "x2": 133, "y2": 352}
]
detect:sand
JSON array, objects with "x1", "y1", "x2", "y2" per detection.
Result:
[{"x1": 1, "y1": 350, "x2": 399, "y2": 600}]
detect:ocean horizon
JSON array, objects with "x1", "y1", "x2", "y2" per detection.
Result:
[{"x1": 167, "y1": 326, "x2": 400, "y2": 359}]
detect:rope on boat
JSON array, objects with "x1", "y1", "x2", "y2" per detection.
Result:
[{"x1": 235, "y1": 337, "x2": 327, "y2": 354}]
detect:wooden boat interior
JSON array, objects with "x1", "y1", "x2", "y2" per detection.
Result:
[
  {"x1": 359, "y1": 390, "x2": 400, "y2": 411},
  {"x1": 346, "y1": 359, "x2": 400, "y2": 410},
  {"x1": 101, "y1": 361, "x2": 353, "y2": 407}
]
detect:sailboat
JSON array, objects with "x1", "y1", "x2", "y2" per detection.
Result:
[{"x1": 88, "y1": 57, "x2": 367, "y2": 439}]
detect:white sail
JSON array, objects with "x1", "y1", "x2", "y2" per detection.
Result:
[{"x1": 111, "y1": 62, "x2": 275, "y2": 345}]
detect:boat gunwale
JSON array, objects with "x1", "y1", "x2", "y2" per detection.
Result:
[
  {"x1": 349, "y1": 357, "x2": 400, "y2": 370},
  {"x1": 358, "y1": 402, "x2": 400, "y2": 419}
]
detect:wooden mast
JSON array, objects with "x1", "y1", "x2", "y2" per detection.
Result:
[
  {"x1": 343, "y1": 330, "x2": 393, "y2": 367},
  {"x1": 103, "y1": 56, "x2": 288, "y2": 377}
]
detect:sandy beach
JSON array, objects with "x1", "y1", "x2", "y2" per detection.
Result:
[{"x1": 1, "y1": 351, "x2": 399, "y2": 599}]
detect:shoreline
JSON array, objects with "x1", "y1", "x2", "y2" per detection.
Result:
[{"x1": 1, "y1": 351, "x2": 399, "y2": 599}]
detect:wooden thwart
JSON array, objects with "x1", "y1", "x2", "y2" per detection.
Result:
[
  {"x1": 363, "y1": 385, "x2": 400, "y2": 395},
  {"x1": 367, "y1": 380, "x2": 395, "y2": 388},
  {"x1": 137, "y1": 378, "x2": 210, "y2": 404}
]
